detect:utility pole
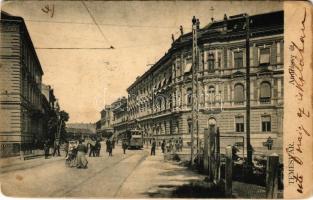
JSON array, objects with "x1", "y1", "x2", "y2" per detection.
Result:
[
  {"x1": 191, "y1": 16, "x2": 199, "y2": 165},
  {"x1": 245, "y1": 14, "x2": 252, "y2": 166}
]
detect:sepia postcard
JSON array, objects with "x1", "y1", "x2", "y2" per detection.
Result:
[{"x1": 0, "y1": 0, "x2": 312, "y2": 199}]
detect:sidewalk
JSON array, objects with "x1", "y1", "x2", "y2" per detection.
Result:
[
  {"x1": 116, "y1": 149, "x2": 206, "y2": 198},
  {"x1": 0, "y1": 154, "x2": 64, "y2": 174}
]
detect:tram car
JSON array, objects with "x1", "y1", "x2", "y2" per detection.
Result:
[{"x1": 122, "y1": 129, "x2": 143, "y2": 149}]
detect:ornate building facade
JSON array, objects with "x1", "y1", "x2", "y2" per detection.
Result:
[
  {"x1": 126, "y1": 11, "x2": 284, "y2": 154},
  {"x1": 99, "y1": 105, "x2": 114, "y2": 137},
  {"x1": 111, "y1": 97, "x2": 128, "y2": 137}
]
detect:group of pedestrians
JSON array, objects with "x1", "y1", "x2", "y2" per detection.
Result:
[
  {"x1": 88, "y1": 139, "x2": 101, "y2": 157},
  {"x1": 65, "y1": 139, "x2": 88, "y2": 169},
  {"x1": 160, "y1": 139, "x2": 183, "y2": 154}
]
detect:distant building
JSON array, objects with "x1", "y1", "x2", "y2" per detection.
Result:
[
  {"x1": 66, "y1": 123, "x2": 96, "y2": 139},
  {"x1": 0, "y1": 11, "x2": 44, "y2": 157},
  {"x1": 111, "y1": 97, "x2": 128, "y2": 137},
  {"x1": 66, "y1": 123, "x2": 96, "y2": 133},
  {"x1": 99, "y1": 105, "x2": 114, "y2": 137},
  {"x1": 95, "y1": 120, "x2": 101, "y2": 134}
]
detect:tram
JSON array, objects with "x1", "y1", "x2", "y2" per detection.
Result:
[{"x1": 122, "y1": 129, "x2": 143, "y2": 149}]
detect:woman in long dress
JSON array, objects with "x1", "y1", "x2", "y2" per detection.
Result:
[
  {"x1": 76, "y1": 139, "x2": 88, "y2": 169},
  {"x1": 66, "y1": 140, "x2": 78, "y2": 167}
]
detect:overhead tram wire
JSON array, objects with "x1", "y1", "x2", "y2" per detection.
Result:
[
  {"x1": 35, "y1": 46, "x2": 115, "y2": 50},
  {"x1": 81, "y1": 1, "x2": 109, "y2": 44},
  {"x1": 20, "y1": 19, "x2": 191, "y2": 30}
]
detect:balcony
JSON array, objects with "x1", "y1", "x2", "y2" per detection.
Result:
[{"x1": 260, "y1": 97, "x2": 271, "y2": 104}]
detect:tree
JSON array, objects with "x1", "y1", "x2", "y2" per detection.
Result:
[{"x1": 58, "y1": 110, "x2": 69, "y2": 142}]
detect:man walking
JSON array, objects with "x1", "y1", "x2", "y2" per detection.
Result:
[
  {"x1": 95, "y1": 140, "x2": 101, "y2": 157},
  {"x1": 161, "y1": 140, "x2": 165, "y2": 153},
  {"x1": 108, "y1": 140, "x2": 113, "y2": 157},
  {"x1": 64, "y1": 141, "x2": 69, "y2": 158},
  {"x1": 89, "y1": 139, "x2": 96, "y2": 157},
  {"x1": 106, "y1": 139, "x2": 110, "y2": 152},
  {"x1": 44, "y1": 140, "x2": 50, "y2": 159},
  {"x1": 151, "y1": 138, "x2": 156, "y2": 156},
  {"x1": 122, "y1": 140, "x2": 127, "y2": 154},
  {"x1": 53, "y1": 140, "x2": 61, "y2": 156},
  {"x1": 267, "y1": 136, "x2": 273, "y2": 150}
]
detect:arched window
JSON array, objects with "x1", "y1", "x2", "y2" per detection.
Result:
[
  {"x1": 208, "y1": 86, "x2": 215, "y2": 103},
  {"x1": 260, "y1": 82, "x2": 271, "y2": 104},
  {"x1": 187, "y1": 88, "x2": 192, "y2": 105},
  {"x1": 234, "y1": 83, "x2": 244, "y2": 104},
  {"x1": 208, "y1": 53, "x2": 215, "y2": 72}
]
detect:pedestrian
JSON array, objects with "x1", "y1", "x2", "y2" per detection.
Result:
[
  {"x1": 95, "y1": 140, "x2": 101, "y2": 157},
  {"x1": 151, "y1": 138, "x2": 156, "y2": 156},
  {"x1": 122, "y1": 140, "x2": 127, "y2": 154},
  {"x1": 175, "y1": 140, "x2": 179, "y2": 152},
  {"x1": 53, "y1": 140, "x2": 61, "y2": 156},
  {"x1": 76, "y1": 139, "x2": 88, "y2": 169},
  {"x1": 267, "y1": 136, "x2": 273, "y2": 150},
  {"x1": 108, "y1": 140, "x2": 113, "y2": 157},
  {"x1": 169, "y1": 140, "x2": 173, "y2": 153},
  {"x1": 179, "y1": 138, "x2": 183, "y2": 152},
  {"x1": 106, "y1": 139, "x2": 110, "y2": 152},
  {"x1": 112, "y1": 138, "x2": 116, "y2": 149},
  {"x1": 64, "y1": 141, "x2": 69, "y2": 158},
  {"x1": 66, "y1": 140, "x2": 78, "y2": 167},
  {"x1": 161, "y1": 140, "x2": 165, "y2": 153},
  {"x1": 44, "y1": 140, "x2": 50, "y2": 159},
  {"x1": 89, "y1": 139, "x2": 96, "y2": 157}
]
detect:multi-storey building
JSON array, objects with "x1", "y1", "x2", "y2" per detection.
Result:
[
  {"x1": 0, "y1": 12, "x2": 44, "y2": 157},
  {"x1": 111, "y1": 97, "x2": 128, "y2": 137},
  {"x1": 126, "y1": 11, "x2": 284, "y2": 154},
  {"x1": 99, "y1": 105, "x2": 114, "y2": 137}
]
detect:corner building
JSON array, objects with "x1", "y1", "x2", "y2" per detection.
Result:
[
  {"x1": 127, "y1": 11, "x2": 283, "y2": 155},
  {"x1": 0, "y1": 12, "x2": 44, "y2": 156}
]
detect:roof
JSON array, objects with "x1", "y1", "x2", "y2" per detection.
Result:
[
  {"x1": 1, "y1": 11, "x2": 44, "y2": 75},
  {"x1": 127, "y1": 10, "x2": 283, "y2": 91}
]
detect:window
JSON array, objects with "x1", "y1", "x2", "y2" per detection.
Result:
[
  {"x1": 261, "y1": 116, "x2": 271, "y2": 132},
  {"x1": 235, "y1": 116, "x2": 244, "y2": 132},
  {"x1": 208, "y1": 86, "x2": 215, "y2": 103},
  {"x1": 184, "y1": 59, "x2": 192, "y2": 73},
  {"x1": 234, "y1": 83, "x2": 244, "y2": 104},
  {"x1": 187, "y1": 88, "x2": 192, "y2": 105},
  {"x1": 188, "y1": 120, "x2": 192, "y2": 134},
  {"x1": 260, "y1": 48, "x2": 270, "y2": 64},
  {"x1": 260, "y1": 82, "x2": 271, "y2": 103},
  {"x1": 217, "y1": 52, "x2": 222, "y2": 68},
  {"x1": 234, "y1": 51, "x2": 243, "y2": 68},
  {"x1": 208, "y1": 53, "x2": 215, "y2": 72}
]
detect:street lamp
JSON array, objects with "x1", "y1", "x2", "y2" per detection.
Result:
[{"x1": 245, "y1": 14, "x2": 253, "y2": 166}]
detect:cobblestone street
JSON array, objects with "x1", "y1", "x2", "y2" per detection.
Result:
[{"x1": 0, "y1": 145, "x2": 205, "y2": 198}]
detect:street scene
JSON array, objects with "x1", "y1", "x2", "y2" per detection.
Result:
[{"x1": 1, "y1": 1, "x2": 285, "y2": 198}]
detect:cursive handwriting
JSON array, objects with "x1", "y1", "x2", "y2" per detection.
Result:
[
  {"x1": 286, "y1": 8, "x2": 310, "y2": 195},
  {"x1": 288, "y1": 9, "x2": 306, "y2": 101},
  {"x1": 41, "y1": 4, "x2": 54, "y2": 18}
]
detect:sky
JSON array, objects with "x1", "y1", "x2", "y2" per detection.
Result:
[{"x1": 1, "y1": 1, "x2": 283, "y2": 123}]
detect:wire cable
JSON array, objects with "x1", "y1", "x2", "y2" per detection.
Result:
[{"x1": 81, "y1": 1, "x2": 110, "y2": 44}]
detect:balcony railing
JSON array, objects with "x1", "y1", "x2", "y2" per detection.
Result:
[{"x1": 260, "y1": 97, "x2": 271, "y2": 104}]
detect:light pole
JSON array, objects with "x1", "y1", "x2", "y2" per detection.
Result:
[
  {"x1": 191, "y1": 16, "x2": 199, "y2": 165},
  {"x1": 245, "y1": 14, "x2": 252, "y2": 166}
]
